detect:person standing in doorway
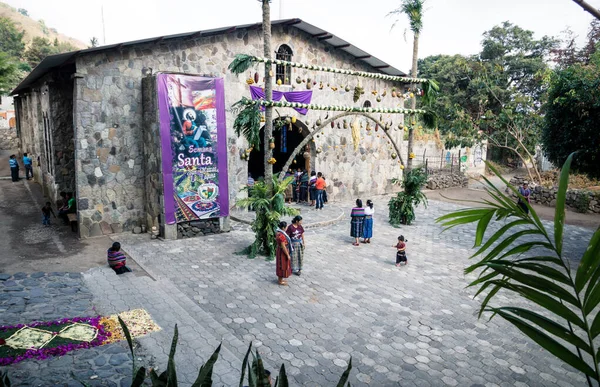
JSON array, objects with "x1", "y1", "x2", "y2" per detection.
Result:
[
  {"x1": 299, "y1": 169, "x2": 309, "y2": 204},
  {"x1": 362, "y1": 199, "x2": 374, "y2": 243},
  {"x1": 9, "y1": 155, "x2": 19, "y2": 182},
  {"x1": 350, "y1": 199, "x2": 366, "y2": 246},
  {"x1": 308, "y1": 171, "x2": 317, "y2": 207},
  {"x1": 315, "y1": 172, "x2": 326, "y2": 210},
  {"x1": 276, "y1": 221, "x2": 292, "y2": 286},
  {"x1": 23, "y1": 153, "x2": 33, "y2": 180}
]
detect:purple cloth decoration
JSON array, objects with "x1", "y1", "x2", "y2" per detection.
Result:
[{"x1": 249, "y1": 86, "x2": 312, "y2": 115}]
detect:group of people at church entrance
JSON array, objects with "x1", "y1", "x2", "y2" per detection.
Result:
[
  {"x1": 8, "y1": 153, "x2": 33, "y2": 182},
  {"x1": 275, "y1": 215, "x2": 305, "y2": 286},
  {"x1": 285, "y1": 169, "x2": 328, "y2": 209}
]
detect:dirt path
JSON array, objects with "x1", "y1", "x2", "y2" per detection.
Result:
[{"x1": 425, "y1": 185, "x2": 600, "y2": 229}]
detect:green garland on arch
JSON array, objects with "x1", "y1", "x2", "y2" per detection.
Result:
[
  {"x1": 245, "y1": 99, "x2": 427, "y2": 115},
  {"x1": 228, "y1": 54, "x2": 429, "y2": 84}
]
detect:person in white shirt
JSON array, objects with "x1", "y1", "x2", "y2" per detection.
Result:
[{"x1": 362, "y1": 199, "x2": 374, "y2": 243}]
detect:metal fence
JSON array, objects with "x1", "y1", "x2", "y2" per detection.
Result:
[{"x1": 412, "y1": 150, "x2": 464, "y2": 175}]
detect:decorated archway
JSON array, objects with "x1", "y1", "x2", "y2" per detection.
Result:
[
  {"x1": 277, "y1": 111, "x2": 405, "y2": 180},
  {"x1": 247, "y1": 117, "x2": 315, "y2": 179}
]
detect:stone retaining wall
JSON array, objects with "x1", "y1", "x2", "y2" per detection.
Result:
[
  {"x1": 0, "y1": 127, "x2": 19, "y2": 150},
  {"x1": 508, "y1": 176, "x2": 600, "y2": 214},
  {"x1": 177, "y1": 219, "x2": 222, "y2": 239},
  {"x1": 426, "y1": 172, "x2": 468, "y2": 190}
]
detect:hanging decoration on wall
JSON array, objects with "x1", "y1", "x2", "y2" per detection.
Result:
[
  {"x1": 281, "y1": 125, "x2": 287, "y2": 153},
  {"x1": 249, "y1": 86, "x2": 313, "y2": 115}
]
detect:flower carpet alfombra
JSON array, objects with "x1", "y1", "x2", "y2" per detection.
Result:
[{"x1": 0, "y1": 309, "x2": 160, "y2": 365}]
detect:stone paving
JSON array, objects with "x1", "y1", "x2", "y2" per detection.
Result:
[
  {"x1": 112, "y1": 198, "x2": 595, "y2": 386},
  {"x1": 230, "y1": 201, "x2": 345, "y2": 229},
  {"x1": 0, "y1": 272, "x2": 139, "y2": 386}
]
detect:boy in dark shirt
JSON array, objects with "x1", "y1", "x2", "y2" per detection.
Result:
[{"x1": 42, "y1": 202, "x2": 56, "y2": 226}]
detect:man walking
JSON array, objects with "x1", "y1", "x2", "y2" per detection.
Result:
[
  {"x1": 23, "y1": 152, "x2": 33, "y2": 180},
  {"x1": 9, "y1": 155, "x2": 19, "y2": 182}
]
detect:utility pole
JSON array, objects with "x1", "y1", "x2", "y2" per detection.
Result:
[
  {"x1": 279, "y1": 0, "x2": 283, "y2": 19},
  {"x1": 101, "y1": 5, "x2": 106, "y2": 45}
]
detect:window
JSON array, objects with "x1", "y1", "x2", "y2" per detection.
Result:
[
  {"x1": 42, "y1": 112, "x2": 54, "y2": 175},
  {"x1": 363, "y1": 100, "x2": 372, "y2": 108},
  {"x1": 275, "y1": 45, "x2": 293, "y2": 85}
]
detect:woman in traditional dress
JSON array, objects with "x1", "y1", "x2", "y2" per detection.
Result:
[
  {"x1": 286, "y1": 215, "x2": 305, "y2": 275},
  {"x1": 517, "y1": 181, "x2": 531, "y2": 215},
  {"x1": 276, "y1": 221, "x2": 292, "y2": 285},
  {"x1": 350, "y1": 199, "x2": 366, "y2": 246},
  {"x1": 362, "y1": 199, "x2": 374, "y2": 243}
]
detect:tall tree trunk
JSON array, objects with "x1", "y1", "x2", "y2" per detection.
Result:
[
  {"x1": 262, "y1": 0, "x2": 273, "y2": 188},
  {"x1": 406, "y1": 32, "x2": 419, "y2": 173}
]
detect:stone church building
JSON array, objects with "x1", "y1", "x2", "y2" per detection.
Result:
[{"x1": 11, "y1": 18, "x2": 410, "y2": 238}]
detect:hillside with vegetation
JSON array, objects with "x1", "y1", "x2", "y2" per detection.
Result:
[{"x1": 0, "y1": 1, "x2": 86, "y2": 95}]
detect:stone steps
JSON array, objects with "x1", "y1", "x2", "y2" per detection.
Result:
[{"x1": 83, "y1": 268, "x2": 244, "y2": 385}]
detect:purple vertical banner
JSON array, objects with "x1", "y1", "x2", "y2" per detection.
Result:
[{"x1": 156, "y1": 73, "x2": 229, "y2": 225}]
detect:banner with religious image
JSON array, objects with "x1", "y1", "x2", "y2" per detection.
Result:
[{"x1": 156, "y1": 73, "x2": 229, "y2": 224}]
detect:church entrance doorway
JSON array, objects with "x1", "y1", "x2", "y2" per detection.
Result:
[{"x1": 247, "y1": 118, "x2": 314, "y2": 179}]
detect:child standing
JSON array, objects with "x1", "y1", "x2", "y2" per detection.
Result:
[
  {"x1": 394, "y1": 235, "x2": 408, "y2": 266},
  {"x1": 42, "y1": 202, "x2": 56, "y2": 226}
]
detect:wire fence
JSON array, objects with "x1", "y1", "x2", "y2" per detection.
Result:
[{"x1": 412, "y1": 150, "x2": 465, "y2": 175}]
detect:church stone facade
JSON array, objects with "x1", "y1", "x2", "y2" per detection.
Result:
[{"x1": 13, "y1": 19, "x2": 408, "y2": 238}]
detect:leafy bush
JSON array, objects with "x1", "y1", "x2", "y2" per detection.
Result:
[
  {"x1": 437, "y1": 153, "x2": 600, "y2": 385},
  {"x1": 542, "y1": 52, "x2": 600, "y2": 179},
  {"x1": 574, "y1": 192, "x2": 591, "y2": 214},
  {"x1": 388, "y1": 168, "x2": 428, "y2": 225},
  {"x1": 236, "y1": 177, "x2": 298, "y2": 259}
]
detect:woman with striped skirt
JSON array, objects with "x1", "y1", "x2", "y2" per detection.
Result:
[{"x1": 350, "y1": 199, "x2": 365, "y2": 246}]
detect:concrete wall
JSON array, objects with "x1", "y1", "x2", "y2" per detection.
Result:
[{"x1": 70, "y1": 24, "x2": 408, "y2": 237}]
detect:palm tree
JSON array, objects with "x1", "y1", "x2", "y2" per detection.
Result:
[
  {"x1": 89, "y1": 37, "x2": 98, "y2": 48},
  {"x1": 389, "y1": 0, "x2": 425, "y2": 172},
  {"x1": 261, "y1": 0, "x2": 274, "y2": 190}
]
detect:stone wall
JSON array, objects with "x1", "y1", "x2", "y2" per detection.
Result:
[
  {"x1": 426, "y1": 171, "x2": 468, "y2": 190},
  {"x1": 71, "y1": 24, "x2": 407, "y2": 237},
  {"x1": 0, "y1": 127, "x2": 19, "y2": 150},
  {"x1": 177, "y1": 219, "x2": 221, "y2": 239},
  {"x1": 508, "y1": 176, "x2": 600, "y2": 214}
]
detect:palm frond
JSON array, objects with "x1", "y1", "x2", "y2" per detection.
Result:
[
  {"x1": 232, "y1": 98, "x2": 262, "y2": 150},
  {"x1": 421, "y1": 108, "x2": 437, "y2": 129},
  {"x1": 228, "y1": 54, "x2": 255, "y2": 75},
  {"x1": 421, "y1": 79, "x2": 439, "y2": 106},
  {"x1": 388, "y1": 0, "x2": 425, "y2": 34},
  {"x1": 436, "y1": 152, "x2": 600, "y2": 384}
]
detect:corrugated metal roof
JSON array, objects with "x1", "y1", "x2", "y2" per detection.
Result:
[{"x1": 11, "y1": 18, "x2": 405, "y2": 95}]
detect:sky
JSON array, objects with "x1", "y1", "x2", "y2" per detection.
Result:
[{"x1": 4, "y1": 0, "x2": 596, "y2": 73}]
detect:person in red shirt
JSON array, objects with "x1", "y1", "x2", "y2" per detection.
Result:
[
  {"x1": 314, "y1": 172, "x2": 326, "y2": 210},
  {"x1": 394, "y1": 235, "x2": 408, "y2": 267}
]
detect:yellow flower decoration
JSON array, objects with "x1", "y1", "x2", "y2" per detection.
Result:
[{"x1": 409, "y1": 152, "x2": 415, "y2": 159}]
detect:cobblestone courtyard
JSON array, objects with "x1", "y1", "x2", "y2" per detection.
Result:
[{"x1": 108, "y1": 198, "x2": 594, "y2": 386}]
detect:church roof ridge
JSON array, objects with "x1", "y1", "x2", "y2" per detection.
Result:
[{"x1": 11, "y1": 18, "x2": 405, "y2": 95}]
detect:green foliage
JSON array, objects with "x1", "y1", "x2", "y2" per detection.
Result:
[
  {"x1": 228, "y1": 54, "x2": 254, "y2": 75},
  {"x1": 89, "y1": 37, "x2": 99, "y2": 48},
  {"x1": 236, "y1": 177, "x2": 299, "y2": 259},
  {"x1": 0, "y1": 17, "x2": 25, "y2": 58},
  {"x1": 38, "y1": 19, "x2": 49, "y2": 35},
  {"x1": 232, "y1": 97, "x2": 262, "y2": 151},
  {"x1": 0, "y1": 53, "x2": 18, "y2": 95},
  {"x1": 17, "y1": 8, "x2": 28, "y2": 16},
  {"x1": 0, "y1": 369, "x2": 10, "y2": 387},
  {"x1": 113, "y1": 320, "x2": 354, "y2": 386},
  {"x1": 437, "y1": 154, "x2": 600, "y2": 385},
  {"x1": 418, "y1": 22, "x2": 554, "y2": 156},
  {"x1": 23, "y1": 36, "x2": 78, "y2": 69},
  {"x1": 388, "y1": 0, "x2": 425, "y2": 34},
  {"x1": 574, "y1": 193, "x2": 591, "y2": 214},
  {"x1": 388, "y1": 168, "x2": 428, "y2": 226},
  {"x1": 542, "y1": 52, "x2": 600, "y2": 179}
]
